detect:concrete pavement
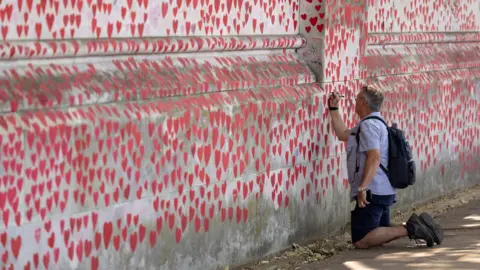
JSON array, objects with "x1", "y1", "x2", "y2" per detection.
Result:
[{"x1": 298, "y1": 199, "x2": 480, "y2": 270}]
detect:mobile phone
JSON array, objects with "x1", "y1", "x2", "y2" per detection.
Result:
[
  {"x1": 366, "y1": 190, "x2": 373, "y2": 202},
  {"x1": 329, "y1": 93, "x2": 345, "y2": 98}
]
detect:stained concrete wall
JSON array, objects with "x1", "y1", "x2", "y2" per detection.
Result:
[
  {"x1": 299, "y1": 0, "x2": 480, "y2": 210},
  {"x1": 0, "y1": 0, "x2": 479, "y2": 270}
]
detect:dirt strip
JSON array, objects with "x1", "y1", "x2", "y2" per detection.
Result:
[{"x1": 230, "y1": 185, "x2": 480, "y2": 270}]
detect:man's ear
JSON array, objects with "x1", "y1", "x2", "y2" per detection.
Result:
[{"x1": 362, "y1": 99, "x2": 368, "y2": 108}]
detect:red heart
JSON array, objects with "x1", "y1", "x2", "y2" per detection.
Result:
[
  {"x1": 129, "y1": 232, "x2": 138, "y2": 252},
  {"x1": 95, "y1": 232, "x2": 101, "y2": 250},
  {"x1": 139, "y1": 225, "x2": 146, "y2": 243},
  {"x1": 149, "y1": 230, "x2": 156, "y2": 247},
  {"x1": 11, "y1": 236, "x2": 22, "y2": 259},
  {"x1": 91, "y1": 257, "x2": 99, "y2": 270},
  {"x1": 76, "y1": 240, "x2": 83, "y2": 261},
  {"x1": 113, "y1": 235, "x2": 120, "y2": 251},
  {"x1": 103, "y1": 222, "x2": 113, "y2": 248},
  {"x1": 175, "y1": 228, "x2": 182, "y2": 243},
  {"x1": 156, "y1": 217, "x2": 163, "y2": 233},
  {"x1": 85, "y1": 240, "x2": 92, "y2": 257},
  {"x1": 43, "y1": 252, "x2": 50, "y2": 269}
]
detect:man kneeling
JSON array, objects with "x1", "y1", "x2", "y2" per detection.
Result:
[{"x1": 328, "y1": 86, "x2": 444, "y2": 249}]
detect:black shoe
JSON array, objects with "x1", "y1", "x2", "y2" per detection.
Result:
[
  {"x1": 419, "y1": 212, "x2": 444, "y2": 245},
  {"x1": 406, "y1": 214, "x2": 435, "y2": 247}
]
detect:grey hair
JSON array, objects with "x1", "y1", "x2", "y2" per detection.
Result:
[{"x1": 361, "y1": 85, "x2": 384, "y2": 112}]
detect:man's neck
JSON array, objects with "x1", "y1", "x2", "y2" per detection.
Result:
[{"x1": 358, "y1": 110, "x2": 374, "y2": 120}]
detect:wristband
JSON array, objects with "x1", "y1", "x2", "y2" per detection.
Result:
[
  {"x1": 358, "y1": 187, "x2": 367, "y2": 192},
  {"x1": 329, "y1": 107, "x2": 339, "y2": 111}
]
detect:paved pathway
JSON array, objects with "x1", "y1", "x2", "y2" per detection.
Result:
[{"x1": 299, "y1": 199, "x2": 480, "y2": 270}]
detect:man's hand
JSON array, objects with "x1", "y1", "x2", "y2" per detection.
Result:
[
  {"x1": 357, "y1": 190, "x2": 369, "y2": 208},
  {"x1": 328, "y1": 92, "x2": 341, "y2": 108},
  {"x1": 328, "y1": 92, "x2": 349, "y2": 141}
]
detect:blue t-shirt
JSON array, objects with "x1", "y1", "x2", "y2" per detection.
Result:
[{"x1": 346, "y1": 112, "x2": 396, "y2": 200}]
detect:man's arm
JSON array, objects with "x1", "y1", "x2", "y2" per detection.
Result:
[
  {"x1": 330, "y1": 110, "x2": 350, "y2": 142},
  {"x1": 360, "y1": 150, "x2": 381, "y2": 189},
  {"x1": 328, "y1": 93, "x2": 350, "y2": 142},
  {"x1": 358, "y1": 122, "x2": 382, "y2": 189}
]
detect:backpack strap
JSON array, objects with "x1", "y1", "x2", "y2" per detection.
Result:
[
  {"x1": 361, "y1": 115, "x2": 388, "y2": 127},
  {"x1": 355, "y1": 115, "x2": 389, "y2": 175}
]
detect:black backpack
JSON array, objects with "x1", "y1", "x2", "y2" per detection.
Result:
[{"x1": 356, "y1": 116, "x2": 416, "y2": 189}]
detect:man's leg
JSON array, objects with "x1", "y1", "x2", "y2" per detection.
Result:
[
  {"x1": 353, "y1": 226, "x2": 408, "y2": 249},
  {"x1": 351, "y1": 202, "x2": 408, "y2": 249},
  {"x1": 353, "y1": 213, "x2": 437, "y2": 249},
  {"x1": 379, "y1": 206, "x2": 391, "y2": 227},
  {"x1": 354, "y1": 204, "x2": 407, "y2": 249},
  {"x1": 351, "y1": 195, "x2": 436, "y2": 249}
]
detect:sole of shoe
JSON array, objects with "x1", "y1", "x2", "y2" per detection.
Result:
[
  {"x1": 407, "y1": 214, "x2": 435, "y2": 247},
  {"x1": 419, "y1": 213, "x2": 444, "y2": 245},
  {"x1": 421, "y1": 229, "x2": 435, "y2": 248}
]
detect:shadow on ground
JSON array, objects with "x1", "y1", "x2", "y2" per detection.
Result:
[{"x1": 299, "y1": 200, "x2": 480, "y2": 270}]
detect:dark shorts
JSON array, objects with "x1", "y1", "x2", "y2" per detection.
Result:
[{"x1": 351, "y1": 193, "x2": 396, "y2": 244}]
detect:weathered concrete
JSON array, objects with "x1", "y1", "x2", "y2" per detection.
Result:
[
  {"x1": 299, "y1": 198, "x2": 480, "y2": 270},
  {"x1": 0, "y1": 0, "x2": 479, "y2": 269}
]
